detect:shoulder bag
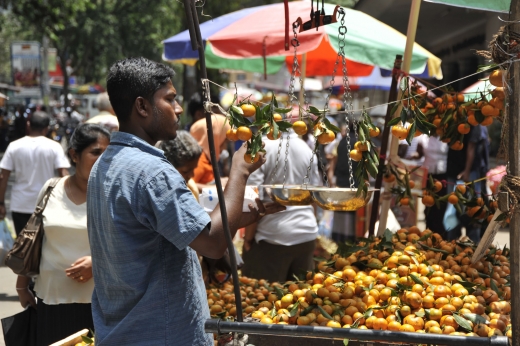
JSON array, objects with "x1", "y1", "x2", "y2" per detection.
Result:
[{"x1": 4, "y1": 177, "x2": 62, "y2": 277}]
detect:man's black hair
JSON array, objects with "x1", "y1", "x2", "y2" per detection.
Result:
[
  {"x1": 106, "y1": 57, "x2": 176, "y2": 123},
  {"x1": 29, "y1": 111, "x2": 50, "y2": 131}
]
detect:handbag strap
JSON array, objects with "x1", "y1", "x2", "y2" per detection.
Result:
[{"x1": 34, "y1": 177, "x2": 62, "y2": 215}]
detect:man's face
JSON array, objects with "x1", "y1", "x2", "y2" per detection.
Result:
[{"x1": 150, "y1": 81, "x2": 183, "y2": 141}]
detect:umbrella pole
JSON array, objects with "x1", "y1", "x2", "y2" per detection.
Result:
[
  {"x1": 376, "y1": 0, "x2": 422, "y2": 236},
  {"x1": 183, "y1": 0, "x2": 244, "y2": 322},
  {"x1": 508, "y1": 3, "x2": 520, "y2": 346},
  {"x1": 368, "y1": 55, "x2": 402, "y2": 236},
  {"x1": 299, "y1": 53, "x2": 308, "y2": 105}
]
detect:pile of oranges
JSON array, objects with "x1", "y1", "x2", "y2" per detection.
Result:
[{"x1": 207, "y1": 227, "x2": 512, "y2": 340}]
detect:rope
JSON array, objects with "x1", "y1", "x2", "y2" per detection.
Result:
[{"x1": 205, "y1": 58, "x2": 520, "y2": 117}]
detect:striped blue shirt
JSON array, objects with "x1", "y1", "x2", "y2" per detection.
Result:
[{"x1": 87, "y1": 132, "x2": 212, "y2": 345}]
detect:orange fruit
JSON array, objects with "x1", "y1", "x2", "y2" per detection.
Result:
[
  {"x1": 400, "y1": 197, "x2": 410, "y2": 206},
  {"x1": 354, "y1": 141, "x2": 369, "y2": 152},
  {"x1": 267, "y1": 126, "x2": 281, "y2": 140},
  {"x1": 481, "y1": 116, "x2": 493, "y2": 126},
  {"x1": 244, "y1": 153, "x2": 260, "y2": 164},
  {"x1": 273, "y1": 113, "x2": 282, "y2": 122},
  {"x1": 317, "y1": 130, "x2": 335, "y2": 145},
  {"x1": 450, "y1": 141, "x2": 463, "y2": 151},
  {"x1": 467, "y1": 113, "x2": 479, "y2": 126},
  {"x1": 391, "y1": 125, "x2": 408, "y2": 140},
  {"x1": 422, "y1": 195, "x2": 435, "y2": 207},
  {"x1": 226, "y1": 128, "x2": 239, "y2": 141},
  {"x1": 489, "y1": 69, "x2": 504, "y2": 87},
  {"x1": 237, "y1": 126, "x2": 253, "y2": 141},
  {"x1": 369, "y1": 127, "x2": 380, "y2": 137},
  {"x1": 350, "y1": 149, "x2": 363, "y2": 162},
  {"x1": 240, "y1": 104, "x2": 256, "y2": 117},
  {"x1": 456, "y1": 184, "x2": 466, "y2": 194},
  {"x1": 457, "y1": 123, "x2": 471, "y2": 135},
  {"x1": 433, "y1": 180, "x2": 443, "y2": 192},
  {"x1": 292, "y1": 120, "x2": 308, "y2": 135}
]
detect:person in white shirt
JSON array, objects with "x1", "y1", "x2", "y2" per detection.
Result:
[
  {"x1": 15, "y1": 123, "x2": 110, "y2": 346},
  {"x1": 0, "y1": 111, "x2": 70, "y2": 235},
  {"x1": 242, "y1": 131, "x2": 320, "y2": 282},
  {"x1": 85, "y1": 92, "x2": 119, "y2": 131}
]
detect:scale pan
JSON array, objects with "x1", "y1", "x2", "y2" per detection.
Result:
[
  {"x1": 308, "y1": 187, "x2": 377, "y2": 211},
  {"x1": 262, "y1": 184, "x2": 316, "y2": 206}
]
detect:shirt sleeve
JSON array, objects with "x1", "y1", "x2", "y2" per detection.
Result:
[
  {"x1": 468, "y1": 125, "x2": 481, "y2": 143},
  {"x1": 140, "y1": 168, "x2": 211, "y2": 250},
  {"x1": 54, "y1": 143, "x2": 71, "y2": 169},
  {"x1": 0, "y1": 145, "x2": 14, "y2": 171}
]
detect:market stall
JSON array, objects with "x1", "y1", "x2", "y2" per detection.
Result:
[{"x1": 177, "y1": 0, "x2": 518, "y2": 345}]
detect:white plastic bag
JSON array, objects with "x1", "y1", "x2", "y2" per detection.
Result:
[
  {"x1": 0, "y1": 219, "x2": 14, "y2": 266},
  {"x1": 199, "y1": 186, "x2": 259, "y2": 212}
]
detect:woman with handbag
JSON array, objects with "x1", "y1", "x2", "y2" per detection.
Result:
[{"x1": 15, "y1": 123, "x2": 110, "y2": 346}]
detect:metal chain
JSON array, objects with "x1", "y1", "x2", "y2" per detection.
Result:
[
  {"x1": 345, "y1": 116, "x2": 354, "y2": 188},
  {"x1": 282, "y1": 132, "x2": 291, "y2": 186},
  {"x1": 334, "y1": 9, "x2": 356, "y2": 189},
  {"x1": 303, "y1": 138, "x2": 317, "y2": 187},
  {"x1": 269, "y1": 135, "x2": 284, "y2": 184},
  {"x1": 317, "y1": 146, "x2": 330, "y2": 187}
]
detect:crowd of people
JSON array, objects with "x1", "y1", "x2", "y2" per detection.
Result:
[{"x1": 2, "y1": 56, "x2": 495, "y2": 345}]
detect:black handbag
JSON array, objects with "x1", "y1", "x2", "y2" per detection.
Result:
[
  {"x1": 4, "y1": 177, "x2": 61, "y2": 277},
  {"x1": 1, "y1": 307, "x2": 37, "y2": 346}
]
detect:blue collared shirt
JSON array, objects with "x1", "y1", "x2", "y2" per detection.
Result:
[{"x1": 87, "y1": 132, "x2": 212, "y2": 345}]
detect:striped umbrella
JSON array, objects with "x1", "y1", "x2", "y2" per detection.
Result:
[{"x1": 163, "y1": 1, "x2": 442, "y2": 78}]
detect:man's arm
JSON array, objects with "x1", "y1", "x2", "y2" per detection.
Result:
[
  {"x1": 243, "y1": 222, "x2": 257, "y2": 253},
  {"x1": 189, "y1": 142, "x2": 267, "y2": 259},
  {"x1": 0, "y1": 169, "x2": 11, "y2": 218}
]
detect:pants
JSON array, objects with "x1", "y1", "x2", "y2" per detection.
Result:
[
  {"x1": 12, "y1": 212, "x2": 32, "y2": 236},
  {"x1": 241, "y1": 240, "x2": 315, "y2": 282},
  {"x1": 36, "y1": 298, "x2": 94, "y2": 346}
]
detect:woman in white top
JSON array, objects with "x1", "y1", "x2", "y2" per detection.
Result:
[{"x1": 16, "y1": 123, "x2": 110, "y2": 346}]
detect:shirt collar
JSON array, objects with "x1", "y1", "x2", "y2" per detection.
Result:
[{"x1": 110, "y1": 131, "x2": 165, "y2": 158}]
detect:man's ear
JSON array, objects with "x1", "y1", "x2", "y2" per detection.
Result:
[{"x1": 135, "y1": 97, "x2": 150, "y2": 118}]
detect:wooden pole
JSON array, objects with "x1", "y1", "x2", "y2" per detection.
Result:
[
  {"x1": 368, "y1": 55, "x2": 402, "y2": 236},
  {"x1": 508, "y1": 1, "x2": 520, "y2": 343},
  {"x1": 377, "y1": 0, "x2": 422, "y2": 236}
]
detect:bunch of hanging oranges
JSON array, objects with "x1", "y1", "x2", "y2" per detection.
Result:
[{"x1": 207, "y1": 226, "x2": 512, "y2": 340}]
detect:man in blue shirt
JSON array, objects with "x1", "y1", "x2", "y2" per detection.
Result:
[{"x1": 87, "y1": 57, "x2": 283, "y2": 345}]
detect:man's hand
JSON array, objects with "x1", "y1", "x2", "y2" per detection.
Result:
[
  {"x1": 65, "y1": 256, "x2": 93, "y2": 283},
  {"x1": 17, "y1": 288, "x2": 36, "y2": 309},
  {"x1": 237, "y1": 198, "x2": 286, "y2": 228},
  {"x1": 232, "y1": 142, "x2": 266, "y2": 177},
  {"x1": 457, "y1": 170, "x2": 470, "y2": 182}
]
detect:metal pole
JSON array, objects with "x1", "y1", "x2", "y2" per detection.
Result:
[
  {"x1": 377, "y1": 0, "x2": 422, "y2": 236},
  {"x1": 205, "y1": 320, "x2": 509, "y2": 346},
  {"x1": 508, "y1": 2, "x2": 520, "y2": 344},
  {"x1": 183, "y1": 0, "x2": 243, "y2": 321},
  {"x1": 368, "y1": 55, "x2": 402, "y2": 236}
]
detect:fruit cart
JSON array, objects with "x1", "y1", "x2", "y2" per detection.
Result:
[{"x1": 181, "y1": 0, "x2": 519, "y2": 345}]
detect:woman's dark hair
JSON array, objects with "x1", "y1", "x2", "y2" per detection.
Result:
[
  {"x1": 106, "y1": 57, "x2": 176, "y2": 123},
  {"x1": 160, "y1": 130, "x2": 202, "y2": 168},
  {"x1": 68, "y1": 124, "x2": 110, "y2": 166}
]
